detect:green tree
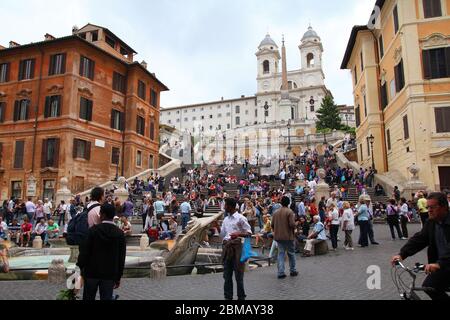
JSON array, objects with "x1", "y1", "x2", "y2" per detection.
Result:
[{"x1": 315, "y1": 95, "x2": 342, "y2": 131}]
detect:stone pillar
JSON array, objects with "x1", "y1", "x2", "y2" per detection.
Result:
[
  {"x1": 32, "y1": 236, "x2": 43, "y2": 249},
  {"x1": 315, "y1": 168, "x2": 330, "y2": 202},
  {"x1": 149, "y1": 256, "x2": 167, "y2": 280},
  {"x1": 48, "y1": 259, "x2": 66, "y2": 284},
  {"x1": 402, "y1": 164, "x2": 428, "y2": 200},
  {"x1": 55, "y1": 177, "x2": 72, "y2": 205},
  {"x1": 114, "y1": 177, "x2": 129, "y2": 203}
]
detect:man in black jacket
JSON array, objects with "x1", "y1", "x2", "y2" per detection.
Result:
[
  {"x1": 391, "y1": 192, "x2": 450, "y2": 300},
  {"x1": 77, "y1": 203, "x2": 126, "y2": 300}
]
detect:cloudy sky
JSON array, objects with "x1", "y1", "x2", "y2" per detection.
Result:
[{"x1": 1, "y1": 0, "x2": 375, "y2": 107}]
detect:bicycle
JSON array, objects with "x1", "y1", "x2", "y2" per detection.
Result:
[{"x1": 391, "y1": 260, "x2": 450, "y2": 300}]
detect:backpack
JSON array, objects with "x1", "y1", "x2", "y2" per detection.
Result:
[{"x1": 66, "y1": 203, "x2": 101, "y2": 246}]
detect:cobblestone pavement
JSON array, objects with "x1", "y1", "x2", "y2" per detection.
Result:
[{"x1": 0, "y1": 224, "x2": 429, "y2": 300}]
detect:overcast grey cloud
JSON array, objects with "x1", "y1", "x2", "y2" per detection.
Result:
[{"x1": 0, "y1": 0, "x2": 375, "y2": 107}]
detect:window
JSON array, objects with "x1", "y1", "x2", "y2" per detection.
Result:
[
  {"x1": 354, "y1": 66, "x2": 358, "y2": 85},
  {"x1": 120, "y1": 47, "x2": 128, "y2": 55},
  {"x1": 168, "y1": 120, "x2": 171, "y2": 124},
  {"x1": 379, "y1": 35, "x2": 384, "y2": 59},
  {"x1": 79, "y1": 33, "x2": 86, "y2": 40},
  {"x1": 149, "y1": 154, "x2": 154, "y2": 169},
  {"x1": 42, "y1": 180, "x2": 55, "y2": 201},
  {"x1": 49, "y1": 53, "x2": 66, "y2": 76},
  {"x1": 150, "y1": 121, "x2": 155, "y2": 140},
  {"x1": 73, "y1": 138, "x2": 91, "y2": 160},
  {"x1": 381, "y1": 82, "x2": 388, "y2": 110},
  {"x1": 435, "y1": 107, "x2": 450, "y2": 133},
  {"x1": 113, "y1": 72, "x2": 126, "y2": 93},
  {"x1": 105, "y1": 35, "x2": 115, "y2": 48},
  {"x1": 18, "y1": 59, "x2": 35, "y2": 80},
  {"x1": 423, "y1": 0, "x2": 442, "y2": 18},
  {"x1": 138, "y1": 80, "x2": 146, "y2": 100},
  {"x1": 11, "y1": 181, "x2": 22, "y2": 199},
  {"x1": 235, "y1": 116, "x2": 240, "y2": 125},
  {"x1": 226, "y1": 112, "x2": 230, "y2": 116},
  {"x1": 422, "y1": 48, "x2": 450, "y2": 79},
  {"x1": 136, "y1": 116, "x2": 145, "y2": 135},
  {"x1": 363, "y1": 95, "x2": 368, "y2": 118},
  {"x1": 209, "y1": 126, "x2": 213, "y2": 130},
  {"x1": 263, "y1": 60, "x2": 270, "y2": 74},
  {"x1": 307, "y1": 53, "x2": 315, "y2": 68},
  {"x1": 360, "y1": 51, "x2": 364, "y2": 72},
  {"x1": 79, "y1": 97, "x2": 93, "y2": 121},
  {"x1": 41, "y1": 138, "x2": 59, "y2": 168},
  {"x1": 192, "y1": 116, "x2": 196, "y2": 121},
  {"x1": 218, "y1": 124, "x2": 221, "y2": 130},
  {"x1": 13, "y1": 99, "x2": 30, "y2": 121},
  {"x1": 310, "y1": 104, "x2": 315, "y2": 112},
  {"x1": 403, "y1": 115, "x2": 410, "y2": 139},
  {"x1": 386, "y1": 129, "x2": 392, "y2": 151},
  {"x1": 355, "y1": 106, "x2": 361, "y2": 127},
  {"x1": 255, "y1": 109, "x2": 258, "y2": 117},
  {"x1": 360, "y1": 144, "x2": 363, "y2": 161},
  {"x1": 79, "y1": 56, "x2": 95, "y2": 80},
  {"x1": 91, "y1": 31, "x2": 98, "y2": 42},
  {"x1": 44, "y1": 95, "x2": 61, "y2": 118},
  {"x1": 235, "y1": 105, "x2": 240, "y2": 114},
  {"x1": 14, "y1": 140, "x2": 24, "y2": 169},
  {"x1": 218, "y1": 113, "x2": 222, "y2": 118},
  {"x1": 110, "y1": 109, "x2": 124, "y2": 131},
  {"x1": 227, "y1": 124, "x2": 230, "y2": 129},
  {"x1": 184, "y1": 117, "x2": 188, "y2": 122},
  {"x1": 201, "y1": 115, "x2": 204, "y2": 120},
  {"x1": 245, "y1": 110, "x2": 249, "y2": 115},
  {"x1": 0, "y1": 102, "x2": 5, "y2": 123},
  {"x1": 111, "y1": 147, "x2": 120, "y2": 165},
  {"x1": 0, "y1": 63, "x2": 10, "y2": 83},
  {"x1": 393, "y1": 5, "x2": 399, "y2": 34},
  {"x1": 136, "y1": 150, "x2": 142, "y2": 167},
  {"x1": 150, "y1": 89, "x2": 157, "y2": 106},
  {"x1": 209, "y1": 115, "x2": 213, "y2": 119},
  {"x1": 394, "y1": 59, "x2": 405, "y2": 92}
]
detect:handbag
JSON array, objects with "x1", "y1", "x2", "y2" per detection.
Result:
[{"x1": 240, "y1": 237, "x2": 257, "y2": 263}]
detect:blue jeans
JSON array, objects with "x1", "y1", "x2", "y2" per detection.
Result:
[
  {"x1": 277, "y1": 240, "x2": 297, "y2": 276},
  {"x1": 181, "y1": 213, "x2": 190, "y2": 231}
]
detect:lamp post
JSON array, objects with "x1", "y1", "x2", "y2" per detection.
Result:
[
  {"x1": 323, "y1": 132, "x2": 327, "y2": 145},
  {"x1": 114, "y1": 149, "x2": 120, "y2": 181},
  {"x1": 368, "y1": 134, "x2": 375, "y2": 170},
  {"x1": 256, "y1": 151, "x2": 259, "y2": 166},
  {"x1": 345, "y1": 113, "x2": 349, "y2": 127},
  {"x1": 305, "y1": 105, "x2": 308, "y2": 120},
  {"x1": 287, "y1": 119, "x2": 292, "y2": 152},
  {"x1": 263, "y1": 101, "x2": 270, "y2": 123}
]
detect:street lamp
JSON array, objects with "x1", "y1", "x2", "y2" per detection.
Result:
[
  {"x1": 287, "y1": 119, "x2": 292, "y2": 152},
  {"x1": 263, "y1": 101, "x2": 270, "y2": 123},
  {"x1": 256, "y1": 151, "x2": 259, "y2": 166},
  {"x1": 368, "y1": 134, "x2": 375, "y2": 170}
]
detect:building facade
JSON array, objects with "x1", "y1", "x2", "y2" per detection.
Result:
[
  {"x1": 0, "y1": 24, "x2": 168, "y2": 201},
  {"x1": 341, "y1": 0, "x2": 450, "y2": 191}
]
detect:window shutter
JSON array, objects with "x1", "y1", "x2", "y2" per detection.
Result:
[
  {"x1": 85, "y1": 141, "x2": 91, "y2": 160},
  {"x1": 5, "y1": 63, "x2": 10, "y2": 82},
  {"x1": 111, "y1": 110, "x2": 115, "y2": 129},
  {"x1": 44, "y1": 96, "x2": 51, "y2": 118},
  {"x1": 14, "y1": 141, "x2": 24, "y2": 169},
  {"x1": 61, "y1": 54, "x2": 66, "y2": 74},
  {"x1": 54, "y1": 138, "x2": 60, "y2": 168},
  {"x1": 79, "y1": 56, "x2": 84, "y2": 76},
  {"x1": 395, "y1": 64, "x2": 401, "y2": 92},
  {"x1": 57, "y1": 95, "x2": 62, "y2": 116},
  {"x1": 120, "y1": 112, "x2": 125, "y2": 131},
  {"x1": 423, "y1": 50, "x2": 431, "y2": 79},
  {"x1": 73, "y1": 139, "x2": 78, "y2": 159},
  {"x1": 13, "y1": 100, "x2": 19, "y2": 121},
  {"x1": 89, "y1": 60, "x2": 95, "y2": 80},
  {"x1": 49, "y1": 55, "x2": 55, "y2": 76},
  {"x1": 87, "y1": 99, "x2": 93, "y2": 121},
  {"x1": 0, "y1": 142, "x2": 2, "y2": 167},
  {"x1": 446, "y1": 47, "x2": 450, "y2": 78},
  {"x1": 0, "y1": 102, "x2": 4, "y2": 122},
  {"x1": 41, "y1": 139, "x2": 47, "y2": 168},
  {"x1": 423, "y1": 0, "x2": 432, "y2": 17},
  {"x1": 25, "y1": 100, "x2": 30, "y2": 120},
  {"x1": 30, "y1": 59, "x2": 35, "y2": 79},
  {"x1": 435, "y1": 108, "x2": 444, "y2": 133}
]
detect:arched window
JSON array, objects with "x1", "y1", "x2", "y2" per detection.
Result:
[
  {"x1": 307, "y1": 53, "x2": 315, "y2": 68},
  {"x1": 263, "y1": 60, "x2": 270, "y2": 74}
]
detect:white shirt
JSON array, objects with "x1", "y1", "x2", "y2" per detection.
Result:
[
  {"x1": 25, "y1": 201, "x2": 36, "y2": 213},
  {"x1": 400, "y1": 203, "x2": 409, "y2": 216},
  {"x1": 342, "y1": 208, "x2": 355, "y2": 231},
  {"x1": 331, "y1": 209, "x2": 340, "y2": 225},
  {"x1": 220, "y1": 212, "x2": 252, "y2": 241},
  {"x1": 43, "y1": 202, "x2": 52, "y2": 215},
  {"x1": 308, "y1": 180, "x2": 317, "y2": 190},
  {"x1": 279, "y1": 171, "x2": 286, "y2": 180},
  {"x1": 0, "y1": 221, "x2": 7, "y2": 232}
]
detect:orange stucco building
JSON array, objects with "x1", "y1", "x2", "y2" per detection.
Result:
[{"x1": 0, "y1": 24, "x2": 168, "y2": 201}]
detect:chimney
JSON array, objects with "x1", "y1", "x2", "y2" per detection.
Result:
[
  {"x1": 140, "y1": 60, "x2": 148, "y2": 69},
  {"x1": 44, "y1": 33, "x2": 56, "y2": 41},
  {"x1": 9, "y1": 41, "x2": 20, "y2": 48},
  {"x1": 221, "y1": 97, "x2": 224, "y2": 101},
  {"x1": 72, "y1": 25, "x2": 79, "y2": 35},
  {"x1": 241, "y1": 95, "x2": 245, "y2": 98}
]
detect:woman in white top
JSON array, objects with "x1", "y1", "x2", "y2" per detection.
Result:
[
  {"x1": 329, "y1": 204, "x2": 340, "y2": 250},
  {"x1": 399, "y1": 198, "x2": 409, "y2": 239},
  {"x1": 341, "y1": 201, "x2": 355, "y2": 250}
]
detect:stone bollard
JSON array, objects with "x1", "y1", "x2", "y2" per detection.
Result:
[
  {"x1": 33, "y1": 236, "x2": 43, "y2": 249},
  {"x1": 140, "y1": 234, "x2": 149, "y2": 250},
  {"x1": 48, "y1": 259, "x2": 66, "y2": 284},
  {"x1": 149, "y1": 257, "x2": 167, "y2": 280},
  {"x1": 68, "y1": 246, "x2": 79, "y2": 263}
]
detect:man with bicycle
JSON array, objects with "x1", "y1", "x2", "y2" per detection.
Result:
[{"x1": 391, "y1": 192, "x2": 450, "y2": 300}]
